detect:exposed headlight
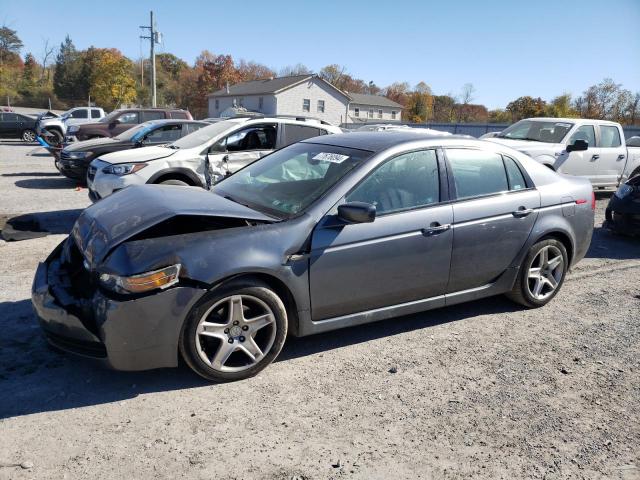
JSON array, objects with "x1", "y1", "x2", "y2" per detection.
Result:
[
  {"x1": 102, "y1": 163, "x2": 147, "y2": 176},
  {"x1": 65, "y1": 151, "x2": 92, "y2": 160},
  {"x1": 614, "y1": 184, "x2": 633, "y2": 199},
  {"x1": 99, "y1": 264, "x2": 181, "y2": 294},
  {"x1": 68, "y1": 125, "x2": 80, "y2": 133}
]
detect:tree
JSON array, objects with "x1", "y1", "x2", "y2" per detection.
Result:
[
  {"x1": 40, "y1": 39, "x2": 55, "y2": 82},
  {"x1": 53, "y1": 36, "x2": 83, "y2": 102},
  {"x1": 0, "y1": 26, "x2": 23, "y2": 65},
  {"x1": 506, "y1": 96, "x2": 547, "y2": 121},
  {"x1": 384, "y1": 82, "x2": 410, "y2": 107},
  {"x1": 432, "y1": 95, "x2": 456, "y2": 122},
  {"x1": 236, "y1": 59, "x2": 275, "y2": 81},
  {"x1": 278, "y1": 63, "x2": 312, "y2": 76},
  {"x1": 89, "y1": 49, "x2": 136, "y2": 110},
  {"x1": 457, "y1": 83, "x2": 476, "y2": 122},
  {"x1": 404, "y1": 82, "x2": 433, "y2": 122},
  {"x1": 19, "y1": 53, "x2": 38, "y2": 95},
  {"x1": 545, "y1": 93, "x2": 578, "y2": 118}
]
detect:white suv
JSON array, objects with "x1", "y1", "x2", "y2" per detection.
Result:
[{"x1": 86, "y1": 116, "x2": 342, "y2": 201}]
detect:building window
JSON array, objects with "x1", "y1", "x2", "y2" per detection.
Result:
[
  {"x1": 391, "y1": 111, "x2": 397, "y2": 120},
  {"x1": 317, "y1": 100, "x2": 325, "y2": 113},
  {"x1": 303, "y1": 99, "x2": 310, "y2": 112},
  {"x1": 215, "y1": 99, "x2": 219, "y2": 110},
  {"x1": 378, "y1": 109, "x2": 383, "y2": 119},
  {"x1": 368, "y1": 108, "x2": 373, "y2": 118},
  {"x1": 354, "y1": 107, "x2": 359, "y2": 117}
]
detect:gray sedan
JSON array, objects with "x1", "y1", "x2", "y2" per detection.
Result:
[{"x1": 32, "y1": 132, "x2": 594, "y2": 382}]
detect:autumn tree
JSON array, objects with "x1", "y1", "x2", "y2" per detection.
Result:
[
  {"x1": 545, "y1": 93, "x2": 578, "y2": 118},
  {"x1": 278, "y1": 63, "x2": 312, "y2": 77},
  {"x1": 19, "y1": 53, "x2": 38, "y2": 95},
  {"x1": 89, "y1": 49, "x2": 136, "y2": 110},
  {"x1": 237, "y1": 60, "x2": 275, "y2": 81},
  {"x1": 432, "y1": 95, "x2": 456, "y2": 122},
  {"x1": 53, "y1": 36, "x2": 83, "y2": 102},
  {"x1": 506, "y1": 96, "x2": 547, "y2": 121},
  {"x1": 0, "y1": 26, "x2": 23, "y2": 65}
]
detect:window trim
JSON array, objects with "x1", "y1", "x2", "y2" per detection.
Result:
[
  {"x1": 317, "y1": 99, "x2": 325, "y2": 113},
  {"x1": 342, "y1": 147, "x2": 448, "y2": 218},
  {"x1": 442, "y1": 147, "x2": 536, "y2": 203},
  {"x1": 354, "y1": 107, "x2": 360, "y2": 117},
  {"x1": 302, "y1": 98, "x2": 311, "y2": 112},
  {"x1": 378, "y1": 109, "x2": 383, "y2": 119}
]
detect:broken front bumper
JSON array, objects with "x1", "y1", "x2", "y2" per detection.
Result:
[{"x1": 31, "y1": 239, "x2": 206, "y2": 371}]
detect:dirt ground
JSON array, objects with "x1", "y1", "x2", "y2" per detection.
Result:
[{"x1": 1, "y1": 141, "x2": 639, "y2": 480}]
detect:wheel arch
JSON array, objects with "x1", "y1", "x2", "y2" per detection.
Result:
[
  {"x1": 208, "y1": 272, "x2": 301, "y2": 337},
  {"x1": 531, "y1": 230, "x2": 574, "y2": 266},
  {"x1": 147, "y1": 168, "x2": 204, "y2": 188}
]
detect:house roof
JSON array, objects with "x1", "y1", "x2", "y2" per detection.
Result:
[
  {"x1": 347, "y1": 93, "x2": 403, "y2": 109},
  {"x1": 208, "y1": 75, "x2": 403, "y2": 109},
  {"x1": 209, "y1": 74, "x2": 318, "y2": 97}
]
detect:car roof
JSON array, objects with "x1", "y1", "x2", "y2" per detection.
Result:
[
  {"x1": 144, "y1": 119, "x2": 205, "y2": 126},
  {"x1": 303, "y1": 130, "x2": 470, "y2": 152}
]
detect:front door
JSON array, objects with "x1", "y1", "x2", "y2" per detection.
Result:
[
  {"x1": 445, "y1": 148, "x2": 540, "y2": 293},
  {"x1": 556, "y1": 124, "x2": 599, "y2": 181},
  {"x1": 310, "y1": 149, "x2": 453, "y2": 320}
]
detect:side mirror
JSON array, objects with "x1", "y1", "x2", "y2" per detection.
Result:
[
  {"x1": 337, "y1": 202, "x2": 376, "y2": 224},
  {"x1": 566, "y1": 139, "x2": 588, "y2": 152}
]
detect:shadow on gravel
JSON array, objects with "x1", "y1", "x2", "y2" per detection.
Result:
[
  {"x1": 14, "y1": 177, "x2": 78, "y2": 189},
  {"x1": 2, "y1": 172, "x2": 60, "y2": 177},
  {"x1": 585, "y1": 226, "x2": 640, "y2": 260},
  {"x1": 1, "y1": 209, "x2": 82, "y2": 241},
  {"x1": 0, "y1": 295, "x2": 520, "y2": 420}
]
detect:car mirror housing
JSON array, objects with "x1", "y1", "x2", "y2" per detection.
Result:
[
  {"x1": 338, "y1": 202, "x2": 376, "y2": 224},
  {"x1": 566, "y1": 139, "x2": 589, "y2": 152}
]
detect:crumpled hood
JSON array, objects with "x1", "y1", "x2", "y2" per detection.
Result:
[
  {"x1": 64, "y1": 137, "x2": 118, "y2": 152},
  {"x1": 99, "y1": 145, "x2": 175, "y2": 164},
  {"x1": 484, "y1": 137, "x2": 560, "y2": 151},
  {"x1": 72, "y1": 185, "x2": 274, "y2": 267}
]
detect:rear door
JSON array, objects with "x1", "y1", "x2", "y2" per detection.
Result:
[
  {"x1": 278, "y1": 123, "x2": 327, "y2": 148},
  {"x1": 596, "y1": 124, "x2": 627, "y2": 186},
  {"x1": 66, "y1": 108, "x2": 89, "y2": 127},
  {"x1": 0, "y1": 113, "x2": 18, "y2": 137},
  {"x1": 445, "y1": 148, "x2": 540, "y2": 293},
  {"x1": 0, "y1": 113, "x2": 7, "y2": 137}
]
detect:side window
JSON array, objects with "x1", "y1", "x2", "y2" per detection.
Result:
[
  {"x1": 3, "y1": 113, "x2": 17, "y2": 121},
  {"x1": 317, "y1": 100, "x2": 325, "y2": 113},
  {"x1": 281, "y1": 124, "x2": 323, "y2": 146},
  {"x1": 91, "y1": 109, "x2": 102, "y2": 118},
  {"x1": 225, "y1": 125, "x2": 277, "y2": 152},
  {"x1": 141, "y1": 111, "x2": 165, "y2": 122},
  {"x1": 568, "y1": 125, "x2": 596, "y2": 147},
  {"x1": 171, "y1": 111, "x2": 188, "y2": 119},
  {"x1": 447, "y1": 149, "x2": 509, "y2": 199},
  {"x1": 346, "y1": 150, "x2": 440, "y2": 215},
  {"x1": 302, "y1": 99, "x2": 310, "y2": 112},
  {"x1": 503, "y1": 156, "x2": 528, "y2": 191},
  {"x1": 354, "y1": 107, "x2": 360, "y2": 117},
  {"x1": 70, "y1": 109, "x2": 88, "y2": 119},
  {"x1": 599, "y1": 125, "x2": 622, "y2": 148},
  {"x1": 182, "y1": 123, "x2": 205, "y2": 136},
  {"x1": 145, "y1": 124, "x2": 182, "y2": 143},
  {"x1": 118, "y1": 112, "x2": 139, "y2": 124}
]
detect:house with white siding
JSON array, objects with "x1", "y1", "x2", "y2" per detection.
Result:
[{"x1": 207, "y1": 74, "x2": 403, "y2": 126}]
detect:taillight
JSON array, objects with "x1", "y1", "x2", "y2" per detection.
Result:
[{"x1": 591, "y1": 191, "x2": 596, "y2": 210}]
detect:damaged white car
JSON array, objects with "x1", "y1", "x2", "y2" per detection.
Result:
[{"x1": 86, "y1": 116, "x2": 342, "y2": 201}]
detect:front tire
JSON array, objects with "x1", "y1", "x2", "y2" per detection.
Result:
[
  {"x1": 180, "y1": 280, "x2": 288, "y2": 382},
  {"x1": 21, "y1": 129, "x2": 36, "y2": 142},
  {"x1": 506, "y1": 239, "x2": 568, "y2": 308},
  {"x1": 43, "y1": 129, "x2": 63, "y2": 147}
]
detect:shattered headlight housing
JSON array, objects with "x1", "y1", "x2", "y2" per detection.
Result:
[
  {"x1": 99, "y1": 264, "x2": 181, "y2": 294},
  {"x1": 102, "y1": 163, "x2": 147, "y2": 176}
]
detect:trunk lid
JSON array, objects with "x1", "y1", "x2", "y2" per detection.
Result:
[{"x1": 72, "y1": 185, "x2": 275, "y2": 267}]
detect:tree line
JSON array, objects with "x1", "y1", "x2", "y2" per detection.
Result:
[{"x1": 1, "y1": 25, "x2": 638, "y2": 124}]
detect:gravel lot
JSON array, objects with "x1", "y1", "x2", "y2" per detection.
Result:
[{"x1": 1, "y1": 141, "x2": 639, "y2": 479}]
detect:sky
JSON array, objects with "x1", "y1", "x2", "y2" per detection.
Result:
[{"x1": 1, "y1": 0, "x2": 639, "y2": 109}]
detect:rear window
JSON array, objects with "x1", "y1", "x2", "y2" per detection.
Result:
[
  {"x1": 599, "y1": 125, "x2": 621, "y2": 148},
  {"x1": 91, "y1": 109, "x2": 102, "y2": 119},
  {"x1": 142, "y1": 111, "x2": 166, "y2": 122},
  {"x1": 281, "y1": 124, "x2": 326, "y2": 146},
  {"x1": 447, "y1": 149, "x2": 509, "y2": 199},
  {"x1": 170, "y1": 111, "x2": 189, "y2": 119}
]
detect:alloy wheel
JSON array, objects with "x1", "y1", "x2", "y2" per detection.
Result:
[
  {"x1": 527, "y1": 245, "x2": 564, "y2": 301},
  {"x1": 195, "y1": 294, "x2": 277, "y2": 372},
  {"x1": 22, "y1": 130, "x2": 36, "y2": 142}
]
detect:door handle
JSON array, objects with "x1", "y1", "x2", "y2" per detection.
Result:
[
  {"x1": 422, "y1": 222, "x2": 451, "y2": 236},
  {"x1": 617, "y1": 154, "x2": 626, "y2": 160},
  {"x1": 512, "y1": 207, "x2": 534, "y2": 218},
  {"x1": 591, "y1": 154, "x2": 600, "y2": 160}
]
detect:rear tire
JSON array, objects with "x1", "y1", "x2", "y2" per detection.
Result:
[
  {"x1": 159, "y1": 179, "x2": 189, "y2": 186},
  {"x1": 21, "y1": 129, "x2": 36, "y2": 142},
  {"x1": 180, "y1": 280, "x2": 288, "y2": 383},
  {"x1": 506, "y1": 238, "x2": 568, "y2": 308}
]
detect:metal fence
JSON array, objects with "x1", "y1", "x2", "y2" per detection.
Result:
[{"x1": 342, "y1": 122, "x2": 640, "y2": 139}]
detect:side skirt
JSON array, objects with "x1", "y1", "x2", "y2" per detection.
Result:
[{"x1": 296, "y1": 267, "x2": 519, "y2": 337}]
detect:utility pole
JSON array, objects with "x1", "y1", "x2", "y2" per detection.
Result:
[{"x1": 139, "y1": 11, "x2": 161, "y2": 107}]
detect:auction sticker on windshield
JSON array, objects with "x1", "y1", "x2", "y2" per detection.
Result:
[{"x1": 313, "y1": 152, "x2": 350, "y2": 164}]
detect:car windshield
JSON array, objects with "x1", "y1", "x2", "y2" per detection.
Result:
[
  {"x1": 498, "y1": 120, "x2": 573, "y2": 143},
  {"x1": 115, "y1": 121, "x2": 159, "y2": 141},
  {"x1": 169, "y1": 120, "x2": 241, "y2": 150},
  {"x1": 213, "y1": 142, "x2": 372, "y2": 218}
]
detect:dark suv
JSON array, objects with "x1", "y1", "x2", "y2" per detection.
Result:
[{"x1": 65, "y1": 108, "x2": 193, "y2": 142}]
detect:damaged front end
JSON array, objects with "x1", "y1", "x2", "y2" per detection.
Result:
[{"x1": 32, "y1": 184, "x2": 277, "y2": 371}]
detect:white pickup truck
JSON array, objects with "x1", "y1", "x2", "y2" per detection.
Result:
[{"x1": 484, "y1": 118, "x2": 640, "y2": 187}]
